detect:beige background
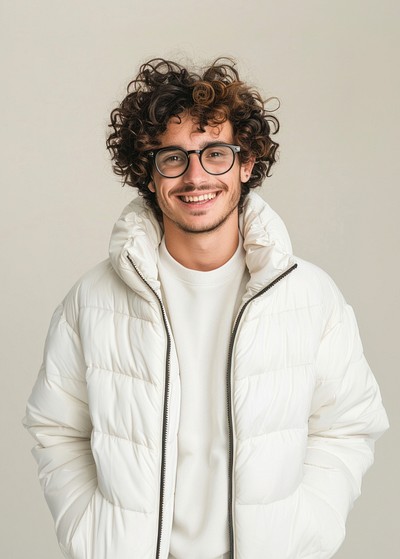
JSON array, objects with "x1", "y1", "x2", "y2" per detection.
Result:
[{"x1": 1, "y1": 0, "x2": 398, "y2": 557}]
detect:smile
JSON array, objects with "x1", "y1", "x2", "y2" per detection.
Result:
[{"x1": 180, "y1": 192, "x2": 218, "y2": 203}]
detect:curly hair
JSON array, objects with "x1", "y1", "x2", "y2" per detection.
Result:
[{"x1": 106, "y1": 57, "x2": 280, "y2": 220}]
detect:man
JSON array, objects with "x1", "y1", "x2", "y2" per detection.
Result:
[{"x1": 24, "y1": 58, "x2": 388, "y2": 559}]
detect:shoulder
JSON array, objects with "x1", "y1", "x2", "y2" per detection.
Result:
[
  {"x1": 290, "y1": 256, "x2": 347, "y2": 328},
  {"x1": 59, "y1": 259, "x2": 131, "y2": 329},
  {"x1": 291, "y1": 256, "x2": 340, "y2": 293}
]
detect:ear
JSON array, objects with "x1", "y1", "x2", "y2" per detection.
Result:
[
  {"x1": 240, "y1": 157, "x2": 255, "y2": 183},
  {"x1": 148, "y1": 180, "x2": 156, "y2": 193}
]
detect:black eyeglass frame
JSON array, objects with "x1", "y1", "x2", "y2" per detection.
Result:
[{"x1": 147, "y1": 143, "x2": 241, "y2": 178}]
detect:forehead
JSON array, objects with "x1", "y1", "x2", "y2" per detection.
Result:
[{"x1": 159, "y1": 113, "x2": 234, "y2": 148}]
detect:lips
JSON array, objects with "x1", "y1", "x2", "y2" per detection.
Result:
[{"x1": 180, "y1": 192, "x2": 218, "y2": 203}]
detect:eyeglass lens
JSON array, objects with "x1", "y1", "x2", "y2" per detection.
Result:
[{"x1": 155, "y1": 145, "x2": 235, "y2": 177}]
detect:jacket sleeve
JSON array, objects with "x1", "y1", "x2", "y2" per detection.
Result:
[
  {"x1": 23, "y1": 301, "x2": 97, "y2": 558},
  {"x1": 295, "y1": 279, "x2": 389, "y2": 557}
]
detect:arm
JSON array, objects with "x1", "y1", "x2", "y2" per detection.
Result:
[
  {"x1": 23, "y1": 302, "x2": 97, "y2": 557},
  {"x1": 294, "y1": 283, "x2": 389, "y2": 557}
]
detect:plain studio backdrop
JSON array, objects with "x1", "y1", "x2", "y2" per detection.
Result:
[{"x1": 1, "y1": 1, "x2": 398, "y2": 557}]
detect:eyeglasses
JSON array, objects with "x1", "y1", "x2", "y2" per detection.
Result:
[{"x1": 147, "y1": 143, "x2": 241, "y2": 178}]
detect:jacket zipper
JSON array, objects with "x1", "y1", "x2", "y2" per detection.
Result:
[
  {"x1": 226, "y1": 262, "x2": 298, "y2": 559},
  {"x1": 126, "y1": 254, "x2": 171, "y2": 559}
]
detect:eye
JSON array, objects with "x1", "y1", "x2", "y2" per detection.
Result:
[
  {"x1": 158, "y1": 150, "x2": 187, "y2": 166},
  {"x1": 203, "y1": 146, "x2": 231, "y2": 160},
  {"x1": 166, "y1": 154, "x2": 183, "y2": 162}
]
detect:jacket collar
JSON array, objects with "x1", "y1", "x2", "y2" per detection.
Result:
[
  {"x1": 239, "y1": 193, "x2": 295, "y2": 301},
  {"x1": 109, "y1": 192, "x2": 295, "y2": 302}
]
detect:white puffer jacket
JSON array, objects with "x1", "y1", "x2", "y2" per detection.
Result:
[{"x1": 24, "y1": 192, "x2": 388, "y2": 559}]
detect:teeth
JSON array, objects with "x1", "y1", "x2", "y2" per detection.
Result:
[{"x1": 182, "y1": 193, "x2": 217, "y2": 203}]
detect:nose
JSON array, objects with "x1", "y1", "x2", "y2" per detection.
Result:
[{"x1": 182, "y1": 152, "x2": 208, "y2": 183}]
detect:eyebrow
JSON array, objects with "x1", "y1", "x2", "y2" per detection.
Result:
[{"x1": 159, "y1": 140, "x2": 233, "y2": 151}]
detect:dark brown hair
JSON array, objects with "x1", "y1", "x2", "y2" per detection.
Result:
[{"x1": 106, "y1": 58, "x2": 280, "y2": 220}]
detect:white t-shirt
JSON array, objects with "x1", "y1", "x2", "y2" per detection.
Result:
[{"x1": 158, "y1": 237, "x2": 249, "y2": 559}]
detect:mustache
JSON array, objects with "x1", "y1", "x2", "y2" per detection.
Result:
[{"x1": 171, "y1": 184, "x2": 226, "y2": 196}]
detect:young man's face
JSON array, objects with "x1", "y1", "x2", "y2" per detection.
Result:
[{"x1": 148, "y1": 113, "x2": 254, "y2": 237}]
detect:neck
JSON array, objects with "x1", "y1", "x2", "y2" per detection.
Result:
[{"x1": 163, "y1": 220, "x2": 240, "y2": 271}]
